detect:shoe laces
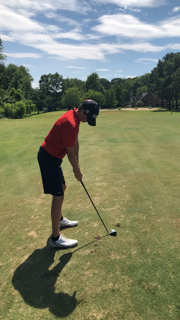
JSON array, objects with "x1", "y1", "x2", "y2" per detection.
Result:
[{"x1": 60, "y1": 234, "x2": 67, "y2": 240}]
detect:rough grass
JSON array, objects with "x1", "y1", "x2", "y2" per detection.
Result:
[{"x1": 0, "y1": 110, "x2": 180, "y2": 320}]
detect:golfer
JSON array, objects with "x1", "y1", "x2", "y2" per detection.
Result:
[{"x1": 38, "y1": 100, "x2": 99, "y2": 248}]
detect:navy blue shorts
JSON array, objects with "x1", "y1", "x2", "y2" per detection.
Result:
[{"x1": 37, "y1": 146, "x2": 65, "y2": 197}]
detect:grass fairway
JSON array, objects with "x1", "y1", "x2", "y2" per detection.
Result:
[{"x1": 0, "y1": 110, "x2": 180, "y2": 320}]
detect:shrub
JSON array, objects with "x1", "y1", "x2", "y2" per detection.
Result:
[
  {"x1": 118, "y1": 107, "x2": 122, "y2": 110},
  {"x1": 135, "y1": 100, "x2": 143, "y2": 108},
  {"x1": 4, "y1": 103, "x2": 15, "y2": 118},
  {"x1": 14, "y1": 101, "x2": 26, "y2": 119},
  {"x1": 0, "y1": 107, "x2": 4, "y2": 119},
  {"x1": 134, "y1": 107, "x2": 138, "y2": 109},
  {"x1": 25, "y1": 100, "x2": 35, "y2": 115}
]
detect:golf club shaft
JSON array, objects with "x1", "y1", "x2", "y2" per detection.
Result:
[{"x1": 80, "y1": 180, "x2": 109, "y2": 234}]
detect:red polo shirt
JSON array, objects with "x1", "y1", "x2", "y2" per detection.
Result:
[{"x1": 42, "y1": 109, "x2": 80, "y2": 159}]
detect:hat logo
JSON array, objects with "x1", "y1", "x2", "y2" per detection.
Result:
[{"x1": 86, "y1": 110, "x2": 90, "y2": 113}]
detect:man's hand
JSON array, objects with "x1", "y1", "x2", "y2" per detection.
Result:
[{"x1": 74, "y1": 169, "x2": 82, "y2": 182}]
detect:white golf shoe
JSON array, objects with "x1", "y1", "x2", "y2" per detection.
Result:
[
  {"x1": 50, "y1": 235, "x2": 78, "y2": 248},
  {"x1": 60, "y1": 217, "x2": 78, "y2": 228}
]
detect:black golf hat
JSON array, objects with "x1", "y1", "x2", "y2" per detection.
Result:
[{"x1": 82, "y1": 99, "x2": 99, "y2": 126}]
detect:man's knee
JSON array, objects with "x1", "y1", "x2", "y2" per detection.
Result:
[{"x1": 52, "y1": 195, "x2": 64, "y2": 203}]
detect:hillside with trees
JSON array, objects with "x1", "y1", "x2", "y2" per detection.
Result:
[{"x1": 0, "y1": 38, "x2": 180, "y2": 118}]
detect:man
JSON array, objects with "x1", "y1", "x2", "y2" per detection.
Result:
[{"x1": 38, "y1": 99, "x2": 99, "y2": 248}]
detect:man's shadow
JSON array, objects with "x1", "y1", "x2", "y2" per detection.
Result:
[
  {"x1": 12, "y1": 239, "x2": 76, "y2": 318},
  {"x1": 12, "y1": 235, "x2": 108, "y2": 317}
]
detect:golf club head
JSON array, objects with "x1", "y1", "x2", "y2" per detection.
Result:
[{"x1": 109, "y1": 229, "x2": 117, "y2": 237}]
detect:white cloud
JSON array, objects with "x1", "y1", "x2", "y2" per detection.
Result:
[
  {"x1": 31, "y1": 81, "x2": 39, "y2": 88},
  {"x1": 5, "y1": 53, "x2": 41, "y2": 58},
  {"x1": 0, "y1": 0, "x2": 83, "y2": 14},
  {"x1": 95, "y1": 0, "x2": 164, "y2": 7},
  {"x1": 96, "y1": 68, "x2": 109, "y2": 71},
  {"x1": 125, "y1": 75, "x2": 137, "y2": 78},
  {"x1": 44, "y1": 13, "x2": 80, "y2": 27},
  {"x1": 54, "y1": 30, "x2": 86, "y2": 41},
  {"x1": 22, "y1": 64, "x2": 35, "y2": 68},
  {"x1": 0, "y1": 4, "x2": 44, "y2": 32},
  {"x1": 1, "y1": 1, "x2": 179, "y2": 63},
  {"x1": 66, "y1": 66, "x2": 89, "y2": 69},
  {"x1": 0, "y1": 34, "x2": 15, "y2": 42},
  {"x1": 172, "y1": 7, "x2": 180, "y2": 14},
  {"x1": 53, "y1": 28, "x2": 100, "y2": 41},
  {"x1": 93, "y1": 14, "x2": 180, "y2": 39},
  {"x1": 167, "y1": 43, "x2": 180, "y2": 49},
  {"x1": 135, "y1": 58, "x2": 159, "y2": 64},
  {"x1": 117, "y1": 42, "x2": 166, "y2": 52}
]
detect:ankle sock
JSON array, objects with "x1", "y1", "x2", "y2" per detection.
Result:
[{"x1": 51, "y1": 235, "x2": 59, "y2": 242}]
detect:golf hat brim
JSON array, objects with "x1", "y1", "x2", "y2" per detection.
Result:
[{"x1": 87, "y1": 115, "x2": 96, "y2": 126}]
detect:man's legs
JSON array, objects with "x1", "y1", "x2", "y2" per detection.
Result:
[
  {"x1": 50, "y1": 185, "x2": 78, "y2": 248},
  {"x1": 51, "y1": 195, "x2": 64, "y2": 237},
  {"x1": 59, "y1": 184, "x2": 66, "y2": 221}
]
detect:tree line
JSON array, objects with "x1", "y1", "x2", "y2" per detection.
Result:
[{"x1": 0, "y1": 38, "x2": 180, "y2": 118}]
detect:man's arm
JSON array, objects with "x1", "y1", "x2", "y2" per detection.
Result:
[
  {"x1": 66, "y1": 145, "x2": 82, "y2": 181},
  {"x1": 74, "y1": 134, "x2": 79, "y2": 166}
]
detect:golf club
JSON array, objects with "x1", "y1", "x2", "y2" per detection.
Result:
[{"x1": 80, "y1": 180, "x2": 117, "y2": 237}]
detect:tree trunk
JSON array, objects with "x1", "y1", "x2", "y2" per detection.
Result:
[
  {"x1": 169, "y1": 91, "x2": 171, "y2": 111},
  {"x1": 161, "y1": 93, "x2": 164, "y2": 108},
  {"x1": 175, "y1": 90, "x2": 178, "y2": 109}
]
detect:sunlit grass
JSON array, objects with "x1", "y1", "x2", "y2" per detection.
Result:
[{"x1": 0, "y1": 110, "x2": 179, "y2": 319}]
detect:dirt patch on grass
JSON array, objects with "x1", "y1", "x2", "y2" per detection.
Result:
[{"x1": 28, "y1": 231, "x2": 38, "y2": 238}]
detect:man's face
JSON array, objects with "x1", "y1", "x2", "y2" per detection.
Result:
[{"x1": 79, "y1": 109, "x2": 87, "y2": 123}]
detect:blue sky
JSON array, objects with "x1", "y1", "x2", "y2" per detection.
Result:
[{"x1": 1, "y1": 0, "x2": 180, "y2": 87}]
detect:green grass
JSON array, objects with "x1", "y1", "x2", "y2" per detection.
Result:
[{"x1": 0, "y1": 110, "x2": 180, "y2": 320}]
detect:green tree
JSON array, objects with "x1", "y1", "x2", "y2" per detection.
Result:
[
  {"x1": 149, "y1": 52, "x2": 180, "y2": 109},
  {"x1": 100, "y1": 78, "x2": 111, "y2": 91},
  {"x1": 121, "y1": 88, "x2": 131, "y2": 107},
  {"x1": 62, "y1": 87, "x2": 82, "y2": 110},
  {"x1": 136, "y1": 86, "x2": 148, "y2": 96},
  {"x1": 64, "y1": 78, "x2": 86, "y2": 96},
  {"x1": 9, "y1": 88, "x2": 23, "y2": 102},
  {"x1": 83, "y1": 90, "x2": 105, "y2": 107},
  {"x1": 111, "y1": 78, "x2": 123, "y2": 107},
  {"x1": 0, "y1": 38, "x2": 6, "y2": 63},
  {"x1": 2, "y1": 64, "x2": 33, "y2": 98},
  {"x1": 86, "y1": 73, "x2": 100, "y2": 92},
  {"x1": 105, "y1": 88, "x2": 117, "y2": 108},
  {"x1": 25, "y1": 100, "x2": 35, "y2": 115},
  {"x1": 39, "y1": 73, "x2": 64, "y2": 111},
  {"x1": 173, "y1": 67, "x2": 180, "y2": 109},
  {"x1": 30, "y1": 88, "x2": 43, "y2": 114}
]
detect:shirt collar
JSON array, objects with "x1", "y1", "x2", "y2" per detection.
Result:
[{"x1": 73, "y1": 108, "x2": 80, "y2": 125}]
